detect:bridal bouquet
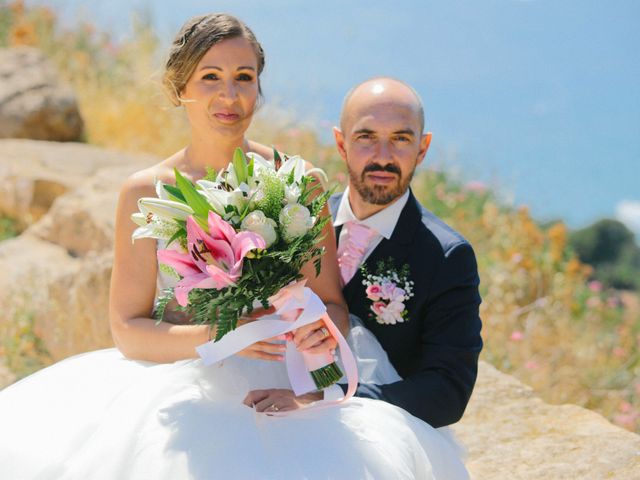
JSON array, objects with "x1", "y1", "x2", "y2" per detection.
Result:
[{"x1": 131, "y1": 148, "x2": 344, "y2": 390}]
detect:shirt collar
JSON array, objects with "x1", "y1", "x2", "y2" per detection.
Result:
[{"x1": 334, "y1": 186, "x2": 410, "y2": 239}]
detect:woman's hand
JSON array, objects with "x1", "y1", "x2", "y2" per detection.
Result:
[
  {"x1": 292, "y1": 319, "x2": 338, "y2": 355},
  {"x1": 243, "y1": 388, "x2": 323, "y2": 412},
  {"x1": 235, "y1": 306, "x2": 290, "y2": 362}
]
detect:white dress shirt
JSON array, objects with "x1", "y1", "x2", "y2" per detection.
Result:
[
  {"x1": 324, "y1": 187, "x2": 410, "y2": 400},
  {"x1": 334, "y1": 186, "x2": 410, "y2": 262}
]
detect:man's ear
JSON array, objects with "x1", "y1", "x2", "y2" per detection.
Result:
[
  {"x1": 417, "y1": 131, "x2": 432, "y2": 166},
  {"x1": 333, "y1": 126, "x2": 348, "y2": 161}
]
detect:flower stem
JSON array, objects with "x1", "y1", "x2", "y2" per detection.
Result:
[{"x1": 310, "y1": 362, "x2": 343, "y2": 389}]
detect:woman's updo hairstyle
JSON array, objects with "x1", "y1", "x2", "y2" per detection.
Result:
[{"x1": 163, "y1": 13, "x2": 265, "y2": 106}]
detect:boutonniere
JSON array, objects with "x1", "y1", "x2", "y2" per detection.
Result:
[{"x1": 360, "y1": 259, "x2": 414, "y2": 325}]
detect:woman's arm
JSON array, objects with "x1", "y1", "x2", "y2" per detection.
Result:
[
  {"x1": 109, "y1": 170, "x2": 288, "y2": 363},
  {"x1": 109, "y1": 171, "x2": 211, "y2": 363},
  {"x1": 293, "y1": 166, "x2": 350, "y2": 351}
]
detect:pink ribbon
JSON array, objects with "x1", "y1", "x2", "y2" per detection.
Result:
[{"x1": 196, "y1": 282, "x2": 358, "y2": 414}]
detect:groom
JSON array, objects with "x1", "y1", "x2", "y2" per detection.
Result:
[
  {"x1": 245, "y1": 78, "x2": 482, "y2": 427},
  {"x1": 327, "y1": 77, "x2": 483, "y2": 428}
]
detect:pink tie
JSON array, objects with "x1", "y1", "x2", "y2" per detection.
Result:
[{"x1": 337, "y1": 222, "x2": 376, "y2": 285}]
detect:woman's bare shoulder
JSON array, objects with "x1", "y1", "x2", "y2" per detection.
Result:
[{"x1": 119, "y1": 151, "x2": 184, "y2": 201}]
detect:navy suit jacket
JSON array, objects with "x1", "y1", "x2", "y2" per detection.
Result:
[{"x1": 330, "y1": 190, "x2": 483, "y2": 428}]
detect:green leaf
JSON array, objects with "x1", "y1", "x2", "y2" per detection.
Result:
[
  {"x1": 314, "y1": 256, "x2": 322, "y2": 277},
  {"x1": 174, "y1": 168, "x2": 211, "y2": 221},
  {"x1": 232, "y1": 148, "x2": 248, "y2": 185},
  {"x1": 203, "y1": 166, "x2": 218, "y2": 182},
  {"x1": 162, "y1": 184, "x2": 186, "y2": 202},
  {"x1": 238, "y1": 191, "x2": 258, "y2": 222},
  {"x1": 152, "y1": 288, "x2": 175, "y2": 325},
  {"x1": 299, "y1": 183, "x2": 322, "y2": 205},
  {"x1": 167, "y1": 226, "x2": 186, "y2": 247},
  {"x1": 247, "y1": 156, "x2": 254, "y2": 177},
  {"x1": 273, "y1": 147, "x2": 282, "y2": 171}
]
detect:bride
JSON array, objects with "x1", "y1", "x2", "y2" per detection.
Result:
[{"x1": 0, "y1": 13, "x2": 468, "y2": 479}]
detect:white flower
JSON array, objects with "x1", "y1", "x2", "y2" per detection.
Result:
[
  {"x1": 246, "y1": 152, "x2": 275, "y2": 175},
  {"x1": 279, "y1": 203, "x2": 313, "y2": 242},
  {"x1": 274, "y1": 155, "x2": 328, "y2": 185},
  {"x1": 284, "y1": 184, "x2": 301, "y2": 204},
  {"x1": 217, "y1": 163, "x2": 241, "y2": 189},
  {"x1": 196, "y1": 180, "x2": 247, "y2": 216},
  {"x1": 155, "y1": 179, "x2": 170, "y2": 200},
  {"x1": 377, "y1": 302, "x2": 405, "y2": 325},
  {"x1": 386, "y1": 301, "x2": 405, "y2": 315},
  {"x1": 277, "y1": 155, "x2": 306, "y2": 183},
  {"x1": 136, "y1": 197, "x2": 193, "y2": 222},
  {"x1": 379, "y1": 311, "x2": 398, "y2": 325},
  {"x1": 241, "y1": 210, "x2": 278, "y2": 248},
  {"x1": 130, "y1": 214, "x2": 179, "y2": 243}
]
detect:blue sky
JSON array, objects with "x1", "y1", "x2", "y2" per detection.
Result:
[{"x1": 42, "y1": 0, "x2": 640, "y2": 233}]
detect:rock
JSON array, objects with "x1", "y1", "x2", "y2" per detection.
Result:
[
  {"x1": 0, "y1": 234, "x2": 82, "y2": 360},
  {"x1": 0, "y1": 234, "x2": 115, "y2": 361},
  {"x1": 0, "y1": 139, "x2": 157, "y2": 229},
  {"x1": 0, "y1": 140, "x2": 159, "y2": 360},
  {"x1": 453, "y1": 361, "x2": 640, "y2": 479},
  {"x1": 0, "y1": 47, "x2": 83, "y2": 141},
  {"x1": 26, "y1": 166, "x2": 142, "y2": 257}
]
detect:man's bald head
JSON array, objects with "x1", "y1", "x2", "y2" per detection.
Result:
[{"x1": 339, "y1": 77, "x2": 425, "y2": 134}]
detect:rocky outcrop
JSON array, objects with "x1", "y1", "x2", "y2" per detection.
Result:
[
  {"x1": 0, "y1": 139, "x2": 157, "y2": 229},
  {"x1": 0, "y1": 139, "x2": 157, "y2": 359},
  {"x1": 453, "y1": 361, "x2": 640, "y2": 479},
  {"x1": 0, "y1": 47, "x2": 84, "y2": 141}
]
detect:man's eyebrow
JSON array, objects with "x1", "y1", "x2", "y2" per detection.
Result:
[
  {"x1": 353, "y1": 128, "x2": 375, "y2": 135},
  {"x1": 198, "y1": 66, "x2": 256, "y2": 71},
  {"x1": 393, "y1": 129, "x2": 416, "y2": 136}
]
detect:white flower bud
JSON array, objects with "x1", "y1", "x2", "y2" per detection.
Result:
[
  {"x1": 241, "y1": 210, "x2": 278, "y2": 248},
  {"x1": 279, "y1": 203, "x2": 313, "y2": 242},
  {"x1": 284, "y1": 184, "x2": 301, "y2": 204}
]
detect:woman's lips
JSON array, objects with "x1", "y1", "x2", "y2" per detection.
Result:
[{"x1": 213, "y1": 112, "x2": 240, "y2": 123}]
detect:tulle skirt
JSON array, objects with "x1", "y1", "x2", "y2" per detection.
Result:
[{"x1": 0, "y1": 318, "x2": 468, "y2": 479}]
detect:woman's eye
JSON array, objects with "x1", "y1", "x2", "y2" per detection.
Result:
[
  {"x1": 202, "y1": 73, "x2": 218, "y2": 81},
  {"x1": 237, "y1": 73, "x2": 254, "y2": 81}
]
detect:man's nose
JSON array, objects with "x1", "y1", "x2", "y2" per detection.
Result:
[{"x1": 375, "y1": 140, "x2": 393, "y2": 163}]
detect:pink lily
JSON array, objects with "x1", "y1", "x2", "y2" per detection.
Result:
[{"x1": 157, "y1": 211, "x2": 266, "y2": 306}]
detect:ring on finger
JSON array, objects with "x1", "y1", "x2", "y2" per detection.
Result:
[
  {"x1": 320, "y1": 327, "x2": 330, "y2": 339},
  {"x1": 269, "y1": 404, "x2": 279, "y2": 412}
]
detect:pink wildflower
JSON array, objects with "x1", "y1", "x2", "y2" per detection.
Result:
[
  {"x1": 588, "y1": 280, "x2": 603, "y2": 293},
  {"x1": 510, "y1": 331, "x2": 524, "y2": 341}
]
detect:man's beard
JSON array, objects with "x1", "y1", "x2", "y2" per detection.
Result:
[{"x1": 348, "y1": 162, "x2": 414, "y2": 205}]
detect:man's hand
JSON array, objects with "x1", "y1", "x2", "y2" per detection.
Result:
[
  {"x1": 292, "y1": 319, "x2": 338, "y2": 355},
  {"x1": 236, "y1": 306, "x2": 289, "y2": 362},
  {"x1": 243, "y1": 388, "x2": 323, "y2": 413}
]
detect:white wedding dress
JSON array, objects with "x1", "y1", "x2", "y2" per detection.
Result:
[{"x1": 0, "y1": 265, "x2": 469, "y2": 479}]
